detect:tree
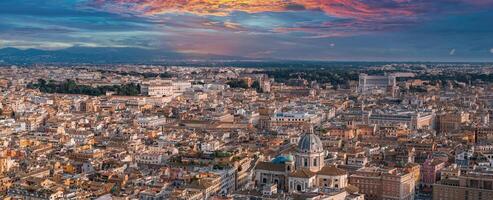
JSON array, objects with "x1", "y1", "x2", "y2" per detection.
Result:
[
  {"x1": 227, "y1": 79, "x2": 249, "y2": 89},
  {"x1": 37, "y1": 79, "x2": 47, "y2": 86},
  {"x1": 26, "y1": 79, "x2": 141, "y2": 96},
  {"x1": 251, "y1": 80, "x2": 263, "y2": 92}
]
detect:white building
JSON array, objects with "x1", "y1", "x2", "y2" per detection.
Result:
[
  {"x1": 135, "y1": 151, "x2": 168, "y2": 165},
  {"x1": 368, "y1": 110, "x2": 434, "y2": 130},
  {"x1": 358, "y1": 73, "x2": 396, "y2": 94},
  {"x1": 70, "y1": 131, "x2": 94, "y2": 145},
  {"x1": 140, "y1": 79, "x2": 191, "y2": 97},
  {"x1": 140, "y1": 80, "x2": 173, "y2": 97},
  {"x1": 200, "y1": 140, "x2": 222, "y2": 153},
  {"x1": 271, "y1": 112, "x2": 322, "y2": 126},
  {"x1": 136, "y1": 116, "x2": 168, "y2": 128}
]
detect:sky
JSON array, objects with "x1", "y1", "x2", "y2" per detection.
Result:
[{"x1": 0, "y1": 0, "x2": 493, "y2": 62}]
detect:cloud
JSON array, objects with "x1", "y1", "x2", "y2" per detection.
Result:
[
  {"x1": 87, "y1": 0, "x2": 493, "y2": 39},
  {"x1": 450, "y1": 48, "x2": 456, "y2": 55},
  {"x1": 90, "y1": 0, "x2": 418, "y2": 19},
  {"x1": 2, "y1": 0, "x2": 493, "y2": 61},
  {"x1": 490, "y1": 48, "x2": 493, "y2": 54},
  {"x1": 0, "y1": 39, "x2": 76, "y2": 50},
  {"x1": 89, "y1": 0, "x2": 493, "y2": 19}
]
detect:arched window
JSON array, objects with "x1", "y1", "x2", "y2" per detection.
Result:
[
  {"x1": 262, "y1": 178, "x2": 267, "y2": 183},
  {"x1": 304, "y1": 158, "x2": 308, "y2": 167},
  {"x1": 297, "y1": 185, "x2": 302, "y2": 191}
]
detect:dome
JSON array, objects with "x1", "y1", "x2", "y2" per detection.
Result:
[
  {"x1": 297, "y1": 133, "x2": 323, "y2": 153},
  {"x1": 272, "y1": 156, "x2": 289, "y2": 164}
]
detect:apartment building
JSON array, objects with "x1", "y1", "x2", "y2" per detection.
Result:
[
  {"x1": 350, "y1": 166, "x2": 418, "y2": 200},
  {"x1": 433, "y1": 168, "x2": 493, "y2": 200},
  {"x1": 368, "y1": 111, "x2": 434, "y2": 130}
]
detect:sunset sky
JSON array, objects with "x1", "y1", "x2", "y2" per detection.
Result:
[{"x1": 1, "y1": 0, "x2": 493, "y2": 61}]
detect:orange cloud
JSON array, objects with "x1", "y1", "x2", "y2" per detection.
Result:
[{"x1": 97, "y1": 0, "x2": 417, "y2": 19}]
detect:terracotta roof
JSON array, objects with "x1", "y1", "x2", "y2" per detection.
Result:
[
  {"x1": 290, "y1": 168, "x2": 316, "y2": 178},
  {"x1": 345, "y1": 184, "x2": 359, "y2": 194},
  {"x1": 256, "y1": 162, "x2": 286, "y2": 172},
  {"x1": 318, "y1": 165, "x2": 347, "y2": 176}
]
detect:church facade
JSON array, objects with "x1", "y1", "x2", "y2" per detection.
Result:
[{"x1": 254, "y1": 133, "x2": 349, "y2": 193}]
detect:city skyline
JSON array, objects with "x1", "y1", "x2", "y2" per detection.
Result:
[
  {"x1": 1, "y1": 0, "x2": 493, "y2": 62},
  {"x1": 3, "y1": 1, "x2": 493, "y2": 199}
]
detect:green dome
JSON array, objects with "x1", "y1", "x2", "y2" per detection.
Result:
[{"x1": 286, "y1": 154, "x2": 294, "y2": 162}]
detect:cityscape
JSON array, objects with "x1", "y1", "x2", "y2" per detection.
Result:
[
  {"x1": 1, "y1": 64, "x2": 493, "y2": 200},
  {"x1": 1, "y1": 1, "x2": 493, "y2": 200}
]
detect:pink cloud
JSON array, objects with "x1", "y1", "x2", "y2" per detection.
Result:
[
  {"x1": 86, "y1": 0, "x2": 492, "y2": 39},
  {"x1": 90, "y1": 0, "x2": 420, "y2": 19}
]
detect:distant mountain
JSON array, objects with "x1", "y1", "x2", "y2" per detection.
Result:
[{"x1": 0, "y1": 47, "x2": 250, "y2": 64}]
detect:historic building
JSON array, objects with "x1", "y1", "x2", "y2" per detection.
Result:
[{"x1": 254, "y1": 133, "x2": 349, "y2": 193}]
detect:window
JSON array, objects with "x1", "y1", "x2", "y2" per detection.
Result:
[
  {"x1": 314, "y1": 158, "x2": 317, "y2": 166},
  {"x1": 297, "y1": 185, "x2": 302, "y2": 191},
  {"x1": 484, "y1": 181, "x2": 492, "y2": 190},
  {"x1": 262, "y1": 178, "x2": 267, "y2": 183},
  {"x1": 304, "y1": 158, "x2": 308, "y2": 167}
]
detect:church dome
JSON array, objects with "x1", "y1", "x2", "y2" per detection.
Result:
[
  {"x1": 297, "y1": 133, "x2": 323, "y2": 153},
  {"x1": 271, "y1": 156, "x2": 289, "y2": 164}
]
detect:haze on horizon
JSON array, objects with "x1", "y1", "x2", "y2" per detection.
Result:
[{"x1": 1, "y1": 0, "x2": 493, "y2": 62}]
